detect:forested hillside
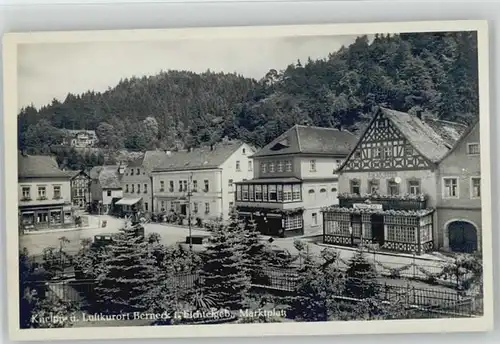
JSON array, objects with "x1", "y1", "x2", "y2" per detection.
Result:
[{"x1": 18, "y1": 31, "x2": 479, "y2": 158}]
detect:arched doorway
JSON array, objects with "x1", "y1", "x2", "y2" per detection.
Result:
[{"x1": 447, "y1": 220, "x2": 478, "y2": 253}]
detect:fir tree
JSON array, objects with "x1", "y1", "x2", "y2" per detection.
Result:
[
  {"x1": 344, "y1": 248, "x2": 379, "y2": 299},
  {"x1": 242, "y1": 218, "x2": 271, "y2": 285},
  {"x1": 289, "y1": 248, "x2": 344, "y2": 322},
  {"x1": 199, "y1": 227, "x2": 250, "y2": 311},
  {"x1": 94, "y1": 224, "x2": 159, "y2": 314}
]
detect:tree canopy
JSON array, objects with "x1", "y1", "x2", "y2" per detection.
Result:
[{"x1": 19, "y1": 32, "x2": 479, "y2": 155}]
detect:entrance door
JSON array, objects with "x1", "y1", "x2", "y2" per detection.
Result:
[
  {"x1": 180, "y1": 204, "x2": 187, "y2": 216},
  {"x1": 448, "y1": 221, "x2": 478, "y2": 253},
  {"x1": 371, "y1": 214, "x2": 385, "y2": 246}
]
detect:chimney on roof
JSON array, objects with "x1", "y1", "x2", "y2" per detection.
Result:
[{"x1": 210, "y1": 144, "x2": 214, "y2": 151}]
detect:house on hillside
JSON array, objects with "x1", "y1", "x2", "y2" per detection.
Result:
[
  {"x1": 152, "y1": 141, "x2": 255, "y2": 223},
  {"x1": 62, "y1": 130, "x2": 98, "y2": 148},
  {"x1": 117, "y1": 151, "x2": 169, "y2": 215},
  {"x1": 89, "y1": 163, "x2": 126, "y2": 214},
  {"x1": 234, "y1": 125, "x2": 358, "y2": 237},
  {"x1": 436, "y1": 121, "x2": 481, "y2": 253},
  {"x1": 321, "y1": 107, "x2": 469, "y2": 254},
  {"x1": 18, "y1": 153, "x2": 74, "y2": 232}
]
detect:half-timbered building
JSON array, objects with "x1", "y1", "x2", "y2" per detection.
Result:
[
  {"x1": 235, "y1": 125, "x2": 357, "y2": 237},
  {"x1": 69, "y1": 170, "x2": 91, "y2": 210},
  {"x1": 322, "y1": 107, "x2": 468, "y2": 254}
]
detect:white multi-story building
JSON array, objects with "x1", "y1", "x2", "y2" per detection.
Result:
[
  {"x1": 234, "y1": 125, "x2": 358, "y2": 237},
  {"x1": 18, "y1": 153, "x2": 74, "y2": 232},
  {"x1": 151, "y1": 141, "x2": 255, "y2": 222}
]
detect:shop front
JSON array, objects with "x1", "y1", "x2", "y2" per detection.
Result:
[
  {"x1": 237, "y1": 207, "x2": 304, "y2": 238},
  {"x1": 19, "y1": 204, "x2": 74, "y2": 232},
  {"x1": 115, "y1": 197, "x2": 143, "y2": 216},
  {"x1": 322, "y1": 206, "x2": 434, "y2": 255}
]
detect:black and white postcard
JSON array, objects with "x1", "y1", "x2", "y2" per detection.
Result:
[{"x1": 2, "y1": 21, "x2": 493, "y2": 341}]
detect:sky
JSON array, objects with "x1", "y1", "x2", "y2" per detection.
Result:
[{"x1": 18, "y1": 34, "x2": 364, "y2": 110}]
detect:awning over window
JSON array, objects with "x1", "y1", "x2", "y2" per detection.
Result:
[{"x1": 115, "y1": 197, "x2": 142, "y2": 206}]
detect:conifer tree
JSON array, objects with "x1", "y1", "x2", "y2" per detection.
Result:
[
  {"x1": 344, "y1": 248, "x2": 379, "y2": 299},
  {"x1": 94, "y1": 224, "x2": 159, "y2": 314},
  {"x1": 289, "y1": 248, "x2": 344, "y2": 321},
  {"x1": 241, "y1": 218, "x2": 270, "y2": 284},
  {"x1": 199, "y1": 227, "x2": 250, "y2": 311}
]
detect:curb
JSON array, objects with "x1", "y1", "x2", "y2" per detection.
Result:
[
  {"x1": 314, "y1": 242, "x2": 448, "y2": 263},
  {"x1": 22, "y1": 226, "x2": 100, "y2": 236}
]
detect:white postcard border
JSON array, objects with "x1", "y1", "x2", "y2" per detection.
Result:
[{"x1": 2, "y1": 20, "x2": 493, "y2": 341}]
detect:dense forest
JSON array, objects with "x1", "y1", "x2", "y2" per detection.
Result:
[{"x1": 18, "y1": 31, "x2": 479, "y2": 168}]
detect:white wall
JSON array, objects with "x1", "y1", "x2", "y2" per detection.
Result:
[{"x1": 102, "y1": 189, "x2": 123, "y2": 205}]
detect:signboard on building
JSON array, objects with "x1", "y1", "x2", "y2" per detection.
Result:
[{"x1": 353, "y1": 203, "x2": 383, "y2": 210}]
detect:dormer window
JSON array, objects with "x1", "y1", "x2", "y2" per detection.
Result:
[{"x1": 270, "y1": 137, "x2": 290, "y2": 151}]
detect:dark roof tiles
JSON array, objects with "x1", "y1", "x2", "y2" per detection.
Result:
[
  {"x1": 18, "y1": 153, "x2": 72, "y2": 179},
  {"x1": 154, "y1": 142, "x2": 245, "y2": 172},
  {"x1": 252, "y1": 125, "x2": 358, "y2": 158}
]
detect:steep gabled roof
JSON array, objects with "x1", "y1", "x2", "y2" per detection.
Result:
[
  {"x1": 380, "y1": 108, "x2": 451, "y2": 163},
  {"x1": 153, "y1": 141, "x2": 244, "y2": 172},
  {"x1": 337, "y1": 107, "x2": 466, "y2": 172},
  {"x1": 18, "y1": 153, "x2": 71, "y2": 179},
  {"x1": 438, "y1": 119, "x2": 480, "y2": 163},
  {"x1": 252, "y1": 125, "x2": 358, "y2": 158}
]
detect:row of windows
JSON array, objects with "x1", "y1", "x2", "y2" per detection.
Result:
[
  {"x1": 443, "y1": 177, "x2": 481, "y2": 199},
  {"x1": 349, "y1": 177, "x2": 481, "y2": 199},
  {"x1": 21, "y1": 185, "x2": 61, "y2": 200},
  {"x1": 235, "y1": 184, "x2": 302, "y2": 202},
  {"x1": 72, "y1": 188, "x2": 87, "y2": 197},
  {"x1": 158, "y1": 179, "x2": 210, "y2": 193},
  {"x1": 159, "y1": 201, "x2": 211, "y2": 214},
  {"x1": 261, "y1": 160, "x2": 293, "y2": 173},
  {"x1": 125, "y1": 183, "x2": 148, "y2": 194},
  {"x1": 354, "y1": 145, "x2": 415, "y2": 160},
  {"x1": 126, "y1": 168, "x2": 145, "y2": 176},
  {"x1": 350, "y1": 179, "x2": 421, "y2": 196}
]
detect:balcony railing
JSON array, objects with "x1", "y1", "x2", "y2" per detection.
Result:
[{"x1": 338, "y1": 193, "x2": 427, "y2": 210}]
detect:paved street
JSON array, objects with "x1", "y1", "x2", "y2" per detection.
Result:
[{"x1": 19, "y1": 215, "x2": 211, "y2": 256}]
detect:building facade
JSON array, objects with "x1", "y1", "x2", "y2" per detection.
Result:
[
  {"x1": 18, "y1": 153, "x2": 74, "y2": 232},
  {"x1": 152, "y1": 141, "x2": 255, "y2": 223},
  {"x1": 235, "y1": 125, "x2": 358, "y2": 237},
  {"x1": 62, "y1": 130, "x2": 98, "y2": 148},
  {"x1": 70, "y1": 170, "x2": 91, "y2": 210},
  {"x1": 322, "y1": 107, "x2": 468, "y2": 254},
  {"x1": 117, "y1": 151, "x2": 169, "y2": 215},
  {"x1": 89, "y1": 163, "x2": 125, "y2": 214},
  {"x1": 436, "y1": 122, "x2": 481, "y2": 253}
]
